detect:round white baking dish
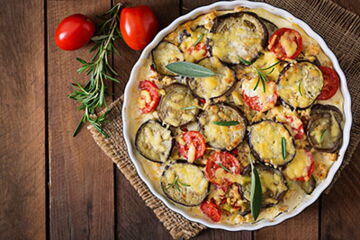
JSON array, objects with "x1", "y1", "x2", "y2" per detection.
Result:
[{"x1": 122, "y1": 0, "x2": 352, "y2": 231}]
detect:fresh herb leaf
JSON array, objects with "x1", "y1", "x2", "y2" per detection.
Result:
[
  {"x1": 239, "y1": 57, "x2": 252, "y2": 65},
  {"x1": 181, "y1": 106, "x2": 198, "y2": 110},
  {"x1": 166, "y1": 175, "x2": 190, "y2": 192},
  {"x1": 179, "y1": 181, "x2": 191, "y2": 187},
  {"x1": 218, "y1": 162, "x2": 231, "y2": 173},
  {"x1": 253, "y1": 78, "x2": 261, "y2": 91},
  {"x1": 320, "y1": 129, "x2": 327, "y2": 143},
  {"x1": 259, "y1": 61, "x2": 281, "y2": 71},
  {"x1": 193, "y1": 34, "x2": 204, "y2": 47},
  {"x1": 213, "y1": 121, "x2": 240, "y2": 126},
  {"x1": 165, "y1": 62, "x2": 216, "y2": 78},
  {"x1": 281, "y1": 137, "x2": 287, "y2": 160},
  {"x1": 69, "y1": 3, "x2": 123, "y2": 137},
  {"x1": 256, "y1": 70, "x2": 267, "y2": 93},
  {"x1": 250, "y1": 163, "x2": 262, "y2": 221}
]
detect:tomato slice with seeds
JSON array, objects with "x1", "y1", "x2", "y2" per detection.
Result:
[
  {"x1": 242, "y1": 79, "x2": 278, "y2": 112},
  {"x1": 269, "y1": 28, "x2": 303, "y2": 60},
  {"x1": 178, "y1": 131, "x2": 206, "y2": 161},
  {"x1": 200, "y1": 200, "x2": 222, "y2": 222},
  {"x1": 205, "y1": 152, "x2": 241, "y2": 184},
  {"x1": 317, "y1": 66, "x2": 340, "y2": 100},
  {"x1": 138, "y1": 80, "x2": 160, "y2": 113},
  {"x1": 296, "y1": 151, "x2": 315, "y2": 182}
]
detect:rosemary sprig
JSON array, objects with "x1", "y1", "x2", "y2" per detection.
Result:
[
  {"x1": 218, "y1": 162, "x2": 231, "y2": 173},
  {"x1": 181, "y1": 106, "x2": 198, "y2": 110},
  {"x1": 166, "y1": 175, "x2": 190, "y2": 192},
  {"x1": 68, "y1": 3, "x2": 123, "y2": 137},
  {"x1": 281, "y1": 137, "x2": 287, "y2": 160},
  {"x1": 298, "y1": 79, "x2": 303, "y2": 96},
  {"x1": 320, "y1": 129, "x2": 327, "y2": 143},
  {"x1": 213, "y1": 121, "x2": 240, "y2": 126},
  {"x1": 193, "y1": 34, "x2": 204, "y2": 47}
]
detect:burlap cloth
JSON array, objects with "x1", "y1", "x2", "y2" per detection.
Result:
[{"x1": 88, "y1": 0, "x2": 360, "y2": 239}]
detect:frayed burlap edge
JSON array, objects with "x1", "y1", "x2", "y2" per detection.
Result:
[{"x1": 88, "y1": 0, "x2": 360, "y2": 238}]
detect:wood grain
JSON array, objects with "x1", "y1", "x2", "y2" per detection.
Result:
[
  {"x1": 0, "y1": 0, "x2": 46, "y2": 239},
  {"x1": 47, "y1": 1, "x2": 115, "y2": 239},
  {"x1": 113, "y1": 1, "x2": 180, "y2": 239}
]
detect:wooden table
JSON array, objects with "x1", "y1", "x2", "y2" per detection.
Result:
[{"x1": 1, "y1": 0, "x2": 359, "y2": 239}]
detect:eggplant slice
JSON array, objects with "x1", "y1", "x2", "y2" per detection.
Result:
[
  {"x1": 298, "y1": 176, "x2": 316, "y2": 195},
  {"x1": 161, "y1": 161, "x2": 209, "y2": 206},
  {"x1": 187, "y1": 57, "x2": 236, "y2": 99},
  {"x1": 241, "y1": 164, "x2": 288, "y2": 207},
  {"x1": 307, "y1": 104, "x2": 343, "y2": 152},
  {"x1": 249, "y1": 120, "x2": 296, "y2": 167},
  {"x1": 210, "y1": 12, "x2": 268, "y2": 64},
  {"x1": 135, "y1": 120, "x2": 173, "y2": 163},
  {"x1": 277, "y1": 61, "x2": 324, "y2": 109},
  {"x1": 152, "y1": 41, "x2": 185, "y2": 76},
  {"x1": 198, "y1": 104, "x2": 247, "y2": 151},
  {"x1": 260, "y1": 17, "x2": 278, "y2": 37},
  {"x1": 158, "y1": 84, "x2": 199, "y2": 127}
]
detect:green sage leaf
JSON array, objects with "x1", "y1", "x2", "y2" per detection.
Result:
[{"x1": 165, "y1": 62, "x2": 216, "y2": 78}]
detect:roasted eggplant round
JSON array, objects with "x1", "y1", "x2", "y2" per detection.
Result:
[
  {"x1": 277, "y1": 61, "x2": 324, "y2": 109},
  {"x1": 298, "y1": 176, "x2": 316, "y2": 195},
  {"x1": 152, "y1": 41, "x2": 185, "y2": 75},
  {"x1": 260, "y1": 18, "x2": 278, "y2": 37},
  {"x1": 187, "y1": 57, "x2": 236, "y2": 99},
  {"x1": 135, "y1": 120, "x2": 174, "y2": 163},
  {"x1": 198, "y1": 104, "x2": 247, "y2": 151},
  {"x1": 242, "y1": 164, "x2": 288, "y2": 207},
  {"x1": 249, "y1": 120, "x2": 296, "y2": 167},
  {"x1": 210, "y1": 12, "x2": 268, "y2": 64},
  {"x1": 307, "y1": 104, "x2": 343, "y2": 152},
  {"x1": 161, "y1": 161, "x2": 209, "y2": 206},
  {"x1": 158, "y1": 83, "x2": 199, "y2": 127}
]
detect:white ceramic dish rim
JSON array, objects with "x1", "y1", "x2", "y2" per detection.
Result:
[{"x1": 122, "y1": 0, "x2": 352, "y2": 231}]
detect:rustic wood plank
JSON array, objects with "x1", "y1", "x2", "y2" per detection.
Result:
[
  {"x1": 0, "y1": 0, "x2": 46, "y2": 239},
  {"x1": 47, "y1": 1, "x2": 115, "y2": 239},
  {"x1": 113, "y1": 0, "x2": 180, "y2": 239}
]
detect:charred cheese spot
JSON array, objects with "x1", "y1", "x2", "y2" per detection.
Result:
[
  {"x1": 249, "y1": 121, "x2": 295, "y2": 167},
  {"x1": 199, "y1": 104, "x2": 246, "y2": 151},
  {"x1": 152, "y1": 41, "x2": 184, "y2": 75},
  {"x1": 278, "y1": 62, "x2": 323, "y2": 108},
  {"x1": 161, "y1": 162, "x2": 209, "y2": 206},
  {"x1": 211, "y1": 12, "x2": 267, "y2": 64},
  {"x1": 135, "y1": 121, "x2": 173, "y2": 163},
  {"x1": 188, "y1": 57, "x2": 236, "y2": 99}
]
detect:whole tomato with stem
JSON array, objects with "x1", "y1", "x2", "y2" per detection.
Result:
[
  {"x1": 120, "y1": 5, "x2": 159, "y2": 50},
  {"x1": 55, "y1": 14, "x2": 95, "y2": 50}
]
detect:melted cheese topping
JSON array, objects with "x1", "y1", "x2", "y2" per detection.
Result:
[
  {"x1": 283, "y1": 149, "x2": 312, "y2": 180},
  {"x1": 249, "y1": 121, "x2": 295, "y2": 166},
  {"x1": 152, "y1": 42, "x2": 184, "y2": 75}
]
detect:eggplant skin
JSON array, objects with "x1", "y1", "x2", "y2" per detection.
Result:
[
  {"x1": 307, "y1": 104, "x2": 343, "y2": 153},
  {"x1": 187, "y1": 57, "x2": 236, "y2": 100},
  {"x1": 198, "y1": 103, "x2": 247, "y2": 151},
  {"x1": 241, "y1": 163, "x2": 288, "y2": 208},
  {"x1": 158, "y1": 83, "x2": 199, "y2": 127},
  {"x1": 210, "y1": 11, "x2": 268, "y2": 65},
  {"x1": 135, "y1": 120, "x2": 174, "y2": 163},
  {"x1": 160, "y1": 161, "x2": 209, "y2": 207},
  {"x1": 260, "y1": 17, "x2": 278, "y2": 37},
  {"x1": 277, "y1": 61, "x2": 324, "y2": 109},
  {"x1": 151, "y1": 41, "x2": 185, "y2": 76},
  {"x1": 298, "y1": 176, "x2": 316, "y2": 195},
  {"x1": 248, "y1": 120, "x2": 296, "y2": 168}
]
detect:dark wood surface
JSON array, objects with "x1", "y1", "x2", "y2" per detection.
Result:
[{"x1": 0, "y1": 0, "x2": 359, "y2": 239}]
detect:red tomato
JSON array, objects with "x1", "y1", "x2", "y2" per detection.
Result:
[
  {"x1": 205, "y1": 152, "x2": 241, "y2": 184},
  {"x1": 138, "y1": 80, "x2": 160, "y2": 113},
  {"x1": 178, "y1": 131, "x2": 206, "y2": 161},
  {"x1": 318, "y1": 66, "x2": 340, "y2": 100},
  {"x1": 186, "y1": 42, "x2": 208, "y2": 56},
  {"x1": 200, "y1": 200, "x2": 222, "y2": 222},
  {"x1": 296, "y1": 151, "x2": 315, "y2": 182},
  {"x1": 268, "y1": 28, "x2": 303, "y2": 60},
  {"x1": 120, "y1": 5, "x2": 158, "y2": 50},
  {"x1": 55, "y1": 14, "x2": 95, "y2": 50},
  {"x1": 284, "y1": 115, "x2": 305, "y2": 140}
]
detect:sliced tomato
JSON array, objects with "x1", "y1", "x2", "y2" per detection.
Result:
[
  {"x1": 200, "y1": 200, "x2": 222, "y2": 222},
  {"x1": 296, "y1": 151, "x2": 315, "y2": 182},
  {"x1": 186, "y1": 42, "x2": 208, "y2": 57},
  {"x1": 205, "y1": 152, "x2": 241, "y2": 184},
  {"x1": 317, "y1": 66, "x2": 340, "y2": 100},
  {"x1": 268, "y1": 28, "x2": 303, "y2": 60},
  {"x1": 138, "y1": 80, "x2": 160, "y2": 113},
  {"x1": 284, "y1": 115, "x2": 305, "y2": 140},
  {"x1": 178, "y1": 131, "x2": 206, "y2": 161},
  {"x1": 242, "y1": 78, "x2": 278, "y2": 112}
]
